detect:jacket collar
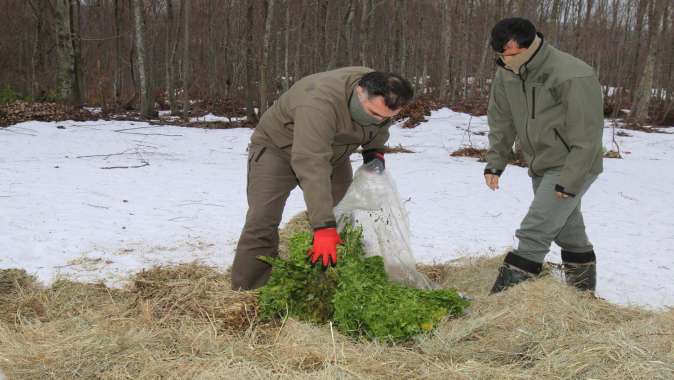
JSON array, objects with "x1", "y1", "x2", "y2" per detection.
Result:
[{"x1": 496, "y1": 32, "x2": 549, "y2": 78}]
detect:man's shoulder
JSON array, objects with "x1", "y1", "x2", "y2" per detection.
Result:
[
  {"x1": 546, "y1": 46, "x2": 597, "y2": 83},
  {"x1": 286, "y1": 67, "x2": 372, "y2": 110}
]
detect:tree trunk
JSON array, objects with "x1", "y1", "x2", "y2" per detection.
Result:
[
  {"x1": 207, "y1": 0, "x2": 216, "y2": 99},
  {"x1": 328, "y1": 2, "x2": 344, "y2": 70},
  {"x1": 630, "y1": 0, "x2": 649, "y2": 95},
  {"x1": 55, "y1": 0, "x2": 74, "y2": 103},
  {"x1": 293, "y1": 0, "x2": 306, "y2": 82},
  {"x1": 260, "y1": 0, "x2": 275, "y2": 115},
  {"x1": 244, "y1": 1, "x2": 258, "y2": 122},
  {"x1": 283, "y1": 0, "x2": 290, "y2": 92},
  {"x1": 114, "y1": 0, "x2": 123, "y2": 105},
  {"x1": 359, "y1": 0, "x2": 370, "y2": 66},
  {"x1": 27, "y1": 0, "x2": 45, "y2": 100},
  {"x1": 132, "y1": 0, "x2": 152, "y2": 117},
  {"x1": 438, "y1": 0, "x2": 450, "y2": 101},
  {"x1": 165, "y1": 0, "x2": 173, "y2": 111},
  {"x1": 548, "y1": 0, "x2": 561, "y2": 44},
  {"x1": 398, "y1": 0, "x2": 406, "y2": 76},
  {"x1": 69, "y1": 0, "x2": 83, "y2": 105},
  {"x1": 631, "y1": 0, "x2": 667, "y2": 125},
  {"x1": 345, "y1": 0, "x2": 355, "y2": 66},
  {"x1": 181, "y1": 0, "x2": 190, "y2": 116}
]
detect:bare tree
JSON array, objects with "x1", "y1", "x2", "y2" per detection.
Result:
[
  {"x1": 631, "y1": 0, "x2": 667, "y2": 125},
  {"x1": 69, "y1": 0, "x2": 83, "y2": 105},
  {"x1": 55, "y1": 0, "x2": 75, "y2": 103},
  {"x1": 345, "y1": 0, "x2": 356, "y2": 66},
  {"x1": 282, "y1": 0, "x2": 291, "y2": 92},
  {"x1": 0, "y1": 0, "x2": 672, "y2": 124},
  {"x1": 397, "y1": 0, "x2": 406, "y2": 76},
  {"x1": 438, "y1": 0, "x2": 450, "y2": 101},
  {"x1": 244, "y1": 1, "x2": 257, "y2": 122},
  {"x1": 132, "y1": 0, "x2": 152, "y2": 117},
  {"x1": 359, "y1": 0, "x2": 371, "y2": 67},
  {"x1": 260, "y1": 0, "x2": 275, "y2": 115},
  {"x1": 181, "y1": 0, "x2": 190, "y2": 116},
  {"x1": 113, "y1": 0, "x2": 123, "y2": 106}
]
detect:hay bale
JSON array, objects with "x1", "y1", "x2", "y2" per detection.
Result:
[
  {"x1": 131, "y1": 263, "x2": 258, "y2": 332},
  {"x1": 0, "y1": 269, "x2": 44, "y2": 325},
  {"x1": 0, "y1": 268, "x2": 38, "y2": 294},
  {"x1": 0, "y1": 218, "x2": 673, "y2": 379}
]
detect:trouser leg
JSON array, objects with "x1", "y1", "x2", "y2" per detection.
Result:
[
  {"x1": 513, "y1": 170, "x2": 596, "y2": 264},
  {"x1": 231, "y1": 145, "x2": 297, "y2": 290},
  {"x1": 491, "y1": 169, "x2": 597, "y2": 294}
]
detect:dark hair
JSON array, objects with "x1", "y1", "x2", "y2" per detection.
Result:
[
  {"x1": 490, "y1": 17, "x2": 536, "y2": 52},
  {"x1": 358, "y1": 71, "x2": 414, "y2": 110}
]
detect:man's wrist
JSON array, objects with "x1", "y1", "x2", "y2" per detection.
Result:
[
  {"x1": 554, "y1": 184, "x2": 576, "y2": 197},
  {"x1": 362, "y1": 149, "x2": 385, "y2": 163},
  {"x1": 484, "y1": 168, "x2": 503, "y2": 176}
]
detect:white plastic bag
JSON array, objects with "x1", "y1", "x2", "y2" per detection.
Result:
[{"x1": 334, "y1": 166, "x2": 435, "y2": 289}]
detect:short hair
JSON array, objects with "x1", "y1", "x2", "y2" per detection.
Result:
[
  {"x1": 358, "y1": 72, "x2": 414, "y2": 110},
  {"x1": 490, "y1": 17, "x2": 537, "y2": 52}
]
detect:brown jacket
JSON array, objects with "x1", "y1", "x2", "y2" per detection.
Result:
[{"x1": 250, "y1": 66, "x2": 391, "y2": 229}]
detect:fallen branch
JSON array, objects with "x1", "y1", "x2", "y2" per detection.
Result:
[{"x1": 101, "y1": 162, "x2": 150, "y2": 170}]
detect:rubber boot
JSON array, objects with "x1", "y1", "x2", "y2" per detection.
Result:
[
  {"x1": 490, "y1": 252, "x2": 543, "y2": 294},
  {"x1": 561, "y1": 250, "x2": 596, "y2": 292}
]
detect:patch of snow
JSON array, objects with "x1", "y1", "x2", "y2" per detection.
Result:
[
  {"x1": 1, "y1": 109, "x2": 673, "y2": 310},
  {"x1": 189, "y1": 113, "x2": 246, "y2": 123},
  {"x1": 83, "y1": 107, "x2": 102, "y2": 114}
]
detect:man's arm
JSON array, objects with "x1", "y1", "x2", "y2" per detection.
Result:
[
  {"x1": 485, "y1": 72, "x2": 517, "y2": 178},
  {"x1": 290, "y1": 106, "x2": 338, "y2": 229},
  {"x1": 556, "y1": 75, "x2": 604, "y2": 196},
  {"x1": 361, "y1": 123, "x2": 390, "y2": 172}
]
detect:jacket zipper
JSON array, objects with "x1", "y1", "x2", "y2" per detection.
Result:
[
  {"x1": 531, "y1": 87, "x2": 536, "y2": 119},
  {"x1": 553, "y1": 128, "x2": 571, "y2": 152},
  {"x1": 522, "y1": 79, "x2": 538, "y2": 175}
]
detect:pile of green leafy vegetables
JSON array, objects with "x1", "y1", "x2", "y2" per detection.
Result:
[{"x1": 258, "y1": 225, "x2": 469, "y2": 341}]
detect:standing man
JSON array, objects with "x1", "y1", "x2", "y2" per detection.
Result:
[
  {"x1": 484, "y1": 18, "x2": 604, "y2": 294},
  {"x1": 232, "y1": 67, "x2": 413, "y2": 290}
]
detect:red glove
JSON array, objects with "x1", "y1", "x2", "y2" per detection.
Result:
[{"x1": 308, "y1": 227, "x2": 342, "y2": 266}]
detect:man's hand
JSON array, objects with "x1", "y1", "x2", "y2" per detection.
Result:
[
  {"x1": 485, "y1": 174, "x2": 500, "y2": 191},
  {"x1": 308, "y1": 227, "x2": 342, "y2": 266},
  {"x1": 362, "y1": 150, "x2": 385, "y2": 173},
  {"x1": 554, "y1": 185, "x2": 574, "y2": 199}
]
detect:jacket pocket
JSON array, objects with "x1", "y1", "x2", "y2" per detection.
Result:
[{"x1": 553, "y1": 128, "x2": 571, "y2": 152}]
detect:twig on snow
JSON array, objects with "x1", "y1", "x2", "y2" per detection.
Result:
[{"x1": 101, "y1": 162, "x2": 150, "y2": 170}]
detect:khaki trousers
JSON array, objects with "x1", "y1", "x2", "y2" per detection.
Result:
[{"x1": 231, "y1": 144, "x2": 353, "y2": 290}]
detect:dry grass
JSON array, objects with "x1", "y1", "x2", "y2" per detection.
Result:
[{"x1": 1, "y1": 214, "x2": 673, "y2": 379}]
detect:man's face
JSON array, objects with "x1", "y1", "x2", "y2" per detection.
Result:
[
  {"x1": 356, "y1": 86, "x2": 400, "y2": 123},
  {"x1": 497, "y1": 39, "x2": 527, "y2": 65}
]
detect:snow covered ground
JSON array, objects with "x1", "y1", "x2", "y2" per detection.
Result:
[{"x1": 1, "y1": 109, "x2": 672, "y2": 309}]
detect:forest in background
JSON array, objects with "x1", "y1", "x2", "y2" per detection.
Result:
[{"x1": 0, "y1": 0, "x2": 672, "y2": 126}]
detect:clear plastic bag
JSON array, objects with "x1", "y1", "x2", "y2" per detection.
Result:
[{"x1": 334, "y1": 166, "x2": 435, "y2": 289}]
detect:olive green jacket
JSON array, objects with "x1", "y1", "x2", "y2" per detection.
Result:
[
  {"x1": 485, "y1": 35, "x2": 604, "y2": 195},
  {"x1": 250, "y1": 66, "x2": 391, "y2": 229}
]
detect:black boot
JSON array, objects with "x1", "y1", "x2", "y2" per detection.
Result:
[
  {"x1": 561, "y1": 250, "x2": 596, "y2": 292},
  {"x1": 490, "y1": 252, "x2": 543, "y2": 294}
]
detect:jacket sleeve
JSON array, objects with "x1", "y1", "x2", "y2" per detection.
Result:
[
  {"x1": 361, "y1": 122, "x2": 391, "y2": 152},
  {"x1": 557, "y1": 75, "x2": 604, "y2": 195},
  {"x1": 485, "y1": 71, "x2": 517, "y2": 176},
  {"x1": 290, "y1": 105, "x2": 338, "y2": 230}
]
